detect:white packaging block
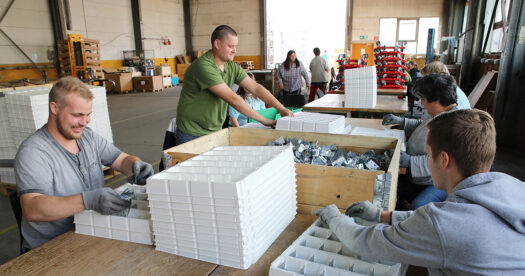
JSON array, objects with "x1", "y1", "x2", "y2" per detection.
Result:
[
  {"x1": 74, "y1": 183, "x2": 153, "y2": 245},
  {"x1": 147, "y1": 146, "x2": 297, "y2": 269},
  {"x1": 344, "y1": 67, "x2": 377, "y2": 109},
  {"x1": 2, "y1": 86, "x2": 114, "y2": 156},
  {"x1": 269, "y1": 219, "x2": 402, "y2": 276},
  {"x1": 350, "y1": 127, "x2": 406, "y2": 151},
  {"x1": 275, "y1": 112, "x2": 345, "y2": 134}
]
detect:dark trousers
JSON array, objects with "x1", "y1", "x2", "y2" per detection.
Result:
[
  {"x1": 283, "y1": 89, "x2": 301, "y2": 95},
  {"x1": 309, "y1": 83, "x2": 327, "y2": 102},
  {"x1": 174, "y1": 128, "x2": 200, "y2": 146}
]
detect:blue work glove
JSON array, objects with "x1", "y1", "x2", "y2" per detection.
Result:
[
  {"x1": 82, "y1": 187, "x2": 131, "y2": 215},
  {"x1": 345, "y1": 200, "x2": 381, "y2": 222},
  {"x1": 131, "y1": 160, "x2": 154, "y2": 185},
  {"x1": 382, "y1": 114, "x2": 404, "y2": 126},
  {"x1": 399, "y1": 151, "x2": 410, "y2": 168},
  {"x1": 315, "y1": 204, "x2": 342, "y2": 225}
]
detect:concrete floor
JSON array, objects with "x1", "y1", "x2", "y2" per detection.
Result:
[{"x1": 1, "y1": 86, "x2": 525, "y2": 266}]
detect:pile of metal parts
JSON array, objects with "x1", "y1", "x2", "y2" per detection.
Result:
[{"x1": 269, "y1": 137, "x2": 393, "y2": 171}]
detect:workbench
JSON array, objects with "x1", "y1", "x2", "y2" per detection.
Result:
[
  {"x1": 0, "y1": 215, "x2": 317, "y2": 275},
  {"x1": 334, "y1": 87, "x2": 407, "y2": 96},
  {"x1": 303, "y1": 94, "x2": 408, "y2": 117}
]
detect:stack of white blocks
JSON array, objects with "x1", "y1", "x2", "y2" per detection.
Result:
[
  {"x1": 0, "y1": 94, "x2": 16, "y2": 183},
  {"x1": 146, "y1": 146, "x2": 297, "y2": 269},
  {"x1": 344, "y1": 66, "x2": 377, "y2": 108},
  {"x1": 0, "y1": 85, "x2": 114, "y2": 183},
  {"x1": 270, "y1": 219, "x2": 402, "y2": 276},
  {"x1": 276, "y1": 112, "x2": 346, "y2": 134},
  {"x1": 74, "y1": 183, "x2": 153, "y2": 245},
  {"x1": 5, "y1": 90, "x2": 49, "y2": 147}
]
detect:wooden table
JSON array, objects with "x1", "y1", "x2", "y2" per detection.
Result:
[
  {"x1": 303, "y1": 94, "x2": 408, "y2": 117},
  {"x1": 0, "y1": 215, "x2": 317, "y2": 275},
  {"x1": 334, "y1": 87, "x2": 407, "y2": 96}
]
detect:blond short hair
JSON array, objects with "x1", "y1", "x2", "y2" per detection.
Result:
[
  {"x1": 49, "y1": 76, "x2": 93, "y2": 106},
  {"x1": 427, "y1": 109, "x2": 496, "y2": 178},
  {"x1": 421, "y1": 61, "x2": 449, "y2": 76}
]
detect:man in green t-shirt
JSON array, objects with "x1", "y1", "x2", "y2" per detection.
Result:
[{"x1": 175, "y1": 25, "x2": 292, "y2": 144}]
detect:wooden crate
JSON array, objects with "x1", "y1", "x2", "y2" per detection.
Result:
[
  {"x1": 105, "y1": 73, "x2": 132, "y2": 93},
  {"x1": 155, "y1": 66, "x2": 172, "y2": 77},
  {"x1": 163, "y1": 128, "x2": 401, "y2": 215},
  {"x1": 103, "y1": 167, "x2": 120, "y2": 181},
  {"x1": 0, "y1": 183, "x2": 16, "y2": 196},
  {"x1": 133, "y1": 76, "x2": 163, "y2": 92},
  {"x1": 176, "y1": 64, "x2": 189, "y2": 82}
]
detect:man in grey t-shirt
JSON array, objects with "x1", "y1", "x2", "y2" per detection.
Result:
[
  {"x1": 15, "y1": 77, "x2": 154, "y2": 251},
  {"x1": 308, "y1": 47, "x2": 330, "y2": 102}
]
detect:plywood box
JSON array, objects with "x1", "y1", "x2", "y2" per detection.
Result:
[
  {"x1": 105, "y1": 72, "x2": 132, "y2": 93},
  {"x1": 176, "y1": 64, "x2": 189, "y2": 81},
  {"x1": 163, "y1": 128, "x2": 401, "y2": 215},
  {"x1": 133, "y1": 76, "x2": 163, "y2": 92},
  {"x1": 155, "y1": 66, "x2": 172, "y2": 77}
]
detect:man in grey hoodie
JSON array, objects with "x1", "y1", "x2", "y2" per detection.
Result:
[{"x1": 317, "y1": 109, "x2": 525, "y2": 275}]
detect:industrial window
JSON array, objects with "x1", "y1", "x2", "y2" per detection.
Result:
[
  {"x1": 483, "y1": 0, "x2": 512, "y2": 53},
  {"x1": 379, "y1": 17, "x2": 440, "y2": 55},
  {"x1": 265, "y1": 0, "x2": 347, "y2": 70}
]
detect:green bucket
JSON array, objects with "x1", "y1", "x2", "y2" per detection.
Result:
[{"x1": 248, "y1": 107, "x2": 302, "y2": 123}]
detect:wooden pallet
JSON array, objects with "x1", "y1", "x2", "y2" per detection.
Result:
[
  {"x1": 0, "y1": 183, "x2": 16, "y2": 196},
  {"x1": 134, "y1": 89, "x2": 162, "y2": 93},
  {"x1": 103, "y1": 167, "x2": 120, "y2": 181}
]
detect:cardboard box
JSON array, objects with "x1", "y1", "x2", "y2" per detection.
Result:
[
  {"x1": 163, "y1": 128, "x2": 402, "y2": 215},
  {"x1": 105, "y1": 72, "x2": 132, "y2": 93},
  {"x1": 133, "y1": 76, "x2": 163, "y2": 92},
  {"x1": 177, "y1": 64, "x2": 189, "y2": 81}
]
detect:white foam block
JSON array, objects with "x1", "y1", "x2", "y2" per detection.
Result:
[
  {"x1": 344, "y1": 66, "x2": 377, "y2": 109},
  {"x1": 147, "y1": 146, "x2": 297, "y2": 269},
  {"x1": 276, "y1": 112, "x2": 345, "y2": 134}
]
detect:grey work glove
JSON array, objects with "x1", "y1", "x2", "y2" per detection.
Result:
[
  {"x1": 82, "y1": 187, "x2": 131, "y2": 215},
  {"x1": 130, "y1": 160, "x2": 154, "y2": 185},
  {"x1": 382, "y1": 114, "x2": 404, "y2": 126},
  {"x1": 315, "y1": 204, "x2": 342, "y2": 225},
  {"x1": 399, "y1": 151, "x2": 410, "y2": 168},
  {"x1": 345, "y1": 200, "x2": 381, "y2": 222}
]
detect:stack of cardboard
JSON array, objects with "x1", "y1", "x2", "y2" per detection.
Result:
[{"x1": 104, "y1": 68, "x2": 132, "y2": 94}]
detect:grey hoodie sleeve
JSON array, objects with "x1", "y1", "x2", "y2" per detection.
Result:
[
  {"x1": 392, "y1": 210, "x2": 414, "y2": 223},
  {"x1": 403, "y1": 118, "x2": 423, "y2": 136},
  {"x1": 328, "y1": 207, "x2": 444, "y2": 268},
  {"x1": 410, "y1": 154, "x2": 431, "y2": 179}
]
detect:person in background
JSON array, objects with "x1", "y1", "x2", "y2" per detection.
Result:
[
  {"x1": 228, "y1": 72, "x2": 266, "y2": 127},
  {"x1": 175, "y1": 25, "x2": 292, "y2": 145},
  {"x1": 421, "y1": 61, "x2": 470, "y2": 109},
  {"x1": 321, "y1": 50, "x2": 330, "y2": 63},
  {"x1": 382, "y1": 74, "x2": 461, "y2": 209},
  {"x1": 406, "y1": 60, "x2": 422, "y2": 82},
  {"x1": 15, "y1": 77, "x2": 154, "y2": 251},
  {"x1": 317, "y1": 109, "x2": 525, "y2": 275},
  {"x1": 277, "y1": 50, "x2": 310, "y2": 96},
  {"x1": 308, "y1": 47, "x2": 330, "y2": 102}
]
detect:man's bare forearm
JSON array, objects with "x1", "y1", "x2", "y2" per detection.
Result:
[{"x1": 22, "y1": 193, "x2": 85, "y2": 222}]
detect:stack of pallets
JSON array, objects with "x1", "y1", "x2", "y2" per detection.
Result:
[{"x1": 57, "y1": 34, "x2": 103, "y2": 81}]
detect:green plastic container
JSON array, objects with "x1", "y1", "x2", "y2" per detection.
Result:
[{"x1": 248, "y1": 107, "x2": 302, "y2": 123}]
